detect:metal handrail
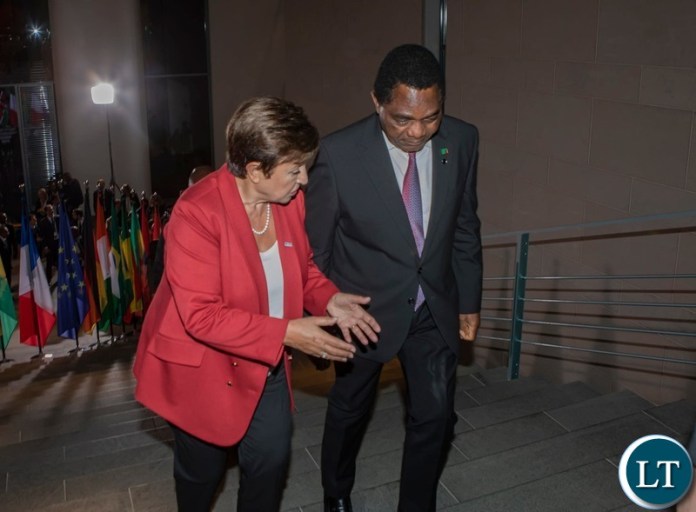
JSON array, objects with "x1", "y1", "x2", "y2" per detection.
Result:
[{"x1": 479, "y1": 209, "x2": 696, "y2": 380}]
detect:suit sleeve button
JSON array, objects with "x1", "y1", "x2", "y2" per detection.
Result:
[{"x1": 226, "y1": 381, "x2": 233, "y2": 387}]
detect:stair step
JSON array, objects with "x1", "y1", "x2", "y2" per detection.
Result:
[
  {"x1": 0, "y1": 421, "x2": 171, "y2": 471},
  {"x1": 546, "y1": 390, "x2": 653, "y2": 431},
  {"x1": 1, "y1": 399, "x2": 150, "y2": 436},
  {"x1": 443, "y1": 460, "x2": 630, "y2": 511},
  {"x1": 645, "y1": 398, "x2": 696, "y2": 436},
  {"x1": 465, "y1": 375, "x2": 549, "y2": 405},
  {"x1": 470, "y1": 366, "x2": 508, "y2": 384},
  {"x1": 452, "y1": 412, "x2": 566, "y2": 460},
  {"x1": 440, "y1": 412, "x2": 667, "y2": 504},
  {"x1": 457, "y1": 381, "x2": 599, "y2": 429},
  {"x1": 6, "y1": 441, "x2": 173, "y2": 492}
]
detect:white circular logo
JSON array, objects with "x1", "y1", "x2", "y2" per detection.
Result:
[{"x1": 618, "y1": 434, "x2": 693, "y2": 509}]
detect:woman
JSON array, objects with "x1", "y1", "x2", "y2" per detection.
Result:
[{"x1": 133, "y1": 97, "x2": 380, "y2": 511}]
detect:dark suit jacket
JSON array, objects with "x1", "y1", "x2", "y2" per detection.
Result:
[
  {"x1": 37, "y1": 215, "x2": 58, "y2": 255},
  {"x1": 306, "y1": 114, "x2": 482, "y2": 362}
]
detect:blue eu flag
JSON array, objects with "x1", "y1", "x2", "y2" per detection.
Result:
[{"x1": 56, "y1": 203, "x2": 89, "y2": 339}]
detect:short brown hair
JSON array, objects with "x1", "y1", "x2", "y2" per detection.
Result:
[{"x1": 226, "y1": 97, "x2": 319, "y2": 178}]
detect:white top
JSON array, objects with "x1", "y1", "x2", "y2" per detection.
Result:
[
  {"x1": 259, "y1": 241, "x2": 284, "y2": 319},
  {"x1": 382, "y1": 134, "x2": 433, "y2": 235}
]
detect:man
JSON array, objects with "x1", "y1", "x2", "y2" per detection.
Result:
[
  {"x1": 37, "y1": 204, "x2": 59, "y2": 283},
  {"x1": 60, "y1": 172, "x2": 84, "y2": 216},
  {"x1": 306, "y1": 44, "x2": 482, "y2": 512},
  {"x1": 93, "y1": 178, "x2": 114, "y2": 217},
  {"x1": 0, "y1": 212, "x2": 15, "y2": 288}
]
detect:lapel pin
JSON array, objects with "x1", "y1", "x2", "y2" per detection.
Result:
[{"x1": 440, "y1": 147, "x2": 448, "y2": 164}]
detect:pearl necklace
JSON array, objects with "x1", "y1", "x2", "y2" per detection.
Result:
[{"x1": 251, "y1": 203, "x2": 271, "y2": 236}]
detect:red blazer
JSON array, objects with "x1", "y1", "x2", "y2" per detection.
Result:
[{"x1": 133, "y1": 167, "x2": 338, "y2": 446}]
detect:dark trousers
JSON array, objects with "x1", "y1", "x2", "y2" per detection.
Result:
[
  {"x1": 171, "y1": 364, "x2": 291, "y2": 512},
  {"x1": 321, "y1": 304, "x2": 458, "y2": 512}
]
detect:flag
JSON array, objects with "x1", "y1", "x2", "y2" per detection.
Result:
[
  {"x1": 119, "y1": 199, "x2": 136, "y2": 319},
  {"x1": 19, "y1": 198, "x2": 55, "y2": 347},
  {"x1": 151, "y1": 203, "x2": 161, "y2": 243},
  {"x1": 109, "y1": 195, "x2": 126, "y2": 324},
  {"x1": 140, "y1": 197, "x2": 151, "y2": 258},
  {"x1": 95, "y1": 191, "x2": 112, "y2": 330},
  {"x1": 56, "y1": 202, "x2": 89, "y2": 339},
  {"x1": 129, "y1": 202, "x2": 146, "y2": 313},
  {"x1": 139, "y1": 198, "x2": 151, "y2": 309},
  {"x1": 81, "y1": 185, "x2": 100, "y2": 334},
  {"x1": 0, "y1": 256, "x2": 17, "y2": 349}
]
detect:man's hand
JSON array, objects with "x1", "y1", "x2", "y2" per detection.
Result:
[
  {"x1": 459, "y1": 313, "x2": 480, "y2": 342},
  {"x1": 326, "y1": 293, "x2": 381, "y2": 345}
]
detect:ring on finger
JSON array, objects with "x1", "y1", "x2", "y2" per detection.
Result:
[{"x1": 320, "y1": 351, "x2": 327, "y2": 359}]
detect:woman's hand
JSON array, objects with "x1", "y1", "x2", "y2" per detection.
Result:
[
  {"x1": 284, "y1": 316, "x2": 357, "y2": 362},
  {"x1": 326, "y1": 293, "x2": 381, "y2": 345}
]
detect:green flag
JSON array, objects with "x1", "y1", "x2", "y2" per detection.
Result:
[
  {"x1": 119, "y1": 198, "x2": 134, "y2": 321},
  {"x1": 0, "y1": 257, "x2": 18, "y2": 349},
  {"x1": 108, "y1": 196, "x2": 127, "y2": 325}
]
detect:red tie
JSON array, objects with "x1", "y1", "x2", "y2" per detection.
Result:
[{"x1": 402, "y1": 152, "x2": 425, "y2": 309}]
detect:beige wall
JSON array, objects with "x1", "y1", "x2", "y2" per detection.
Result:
[
  {"x1": 208, "y1": 0, "x2": 287, "y2": 166},
  {"x1": 446, "y1": 0, "x2": 696, "y2": 230},
  {"x1": 444, "y1": 0, "x2": 696, "y2": 403},
  {"x1": 49, "y1": 0, "x2": 150, "y2": 195},
  {"x1": 208, "y1": 0, "x2": 422, "y2": 165}
]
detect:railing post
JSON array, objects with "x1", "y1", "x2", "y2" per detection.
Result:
[{"x1": 507, "y1": 232, "x2": 529, "y2": 380}]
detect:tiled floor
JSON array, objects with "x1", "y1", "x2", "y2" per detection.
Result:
[{"x1": 0, "y1": 327, "x2": 694, "y2": 511}]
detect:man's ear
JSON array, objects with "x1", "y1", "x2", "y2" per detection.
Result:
[
  {"x1": 245, "y1": 162, "x2": 263, "y2": 183},
  {"x1": 370, "y1": 91, "x2": 381, "y2": 114}
]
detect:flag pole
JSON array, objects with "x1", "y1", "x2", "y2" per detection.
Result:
[
  {"x1": 29, "y1": 306, "x2": 45, "y2": 360},
  {"x1": 0, "y1": 335, "x2": 13, "y2": 364},
  {"x1": 68, "y1": 332, "x2": 81, "y2": 354},
  {"x1": 29, "y1": 286, "x2": 52, "y2": 360}
]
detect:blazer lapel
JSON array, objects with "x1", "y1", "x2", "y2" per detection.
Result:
[
  {"x1": 360, "y1": 116, "x2": 421, "y2": 256},
  {"x1": 218, "y1": 168, "x2": 268, "y2": 314}
]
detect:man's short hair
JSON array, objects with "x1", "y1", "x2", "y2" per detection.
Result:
[
  {"x1": 189, "y1": 165, "x2": 213, "y2": 186},
  {"x1": 373, "y1": 44, "x2": 445, "y2": 105},
  {"x1": 226, "y1": 97, "x2": 319, "y2": 178}
]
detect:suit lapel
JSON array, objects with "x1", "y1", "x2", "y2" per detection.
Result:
[
  {"x1": 360, "y1": 116, "x2": 421, "y2": 256},
  {"x1": 424, "y1": 124, "x2": 455, "y2": 255}
]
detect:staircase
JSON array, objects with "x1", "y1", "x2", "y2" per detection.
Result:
[{"x1": 0, "y1": 338, "x2": 693, "y2": 511}]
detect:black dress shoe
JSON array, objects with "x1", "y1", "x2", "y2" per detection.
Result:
[{"x1": 324, "y1": 495, "x2": 353, "y2": 512}]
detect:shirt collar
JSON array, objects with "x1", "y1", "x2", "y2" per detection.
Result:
[{"x1": 381, "y1": 132, "x2": 432, "y2": 158}]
